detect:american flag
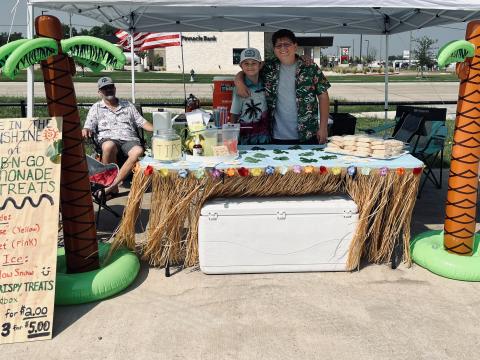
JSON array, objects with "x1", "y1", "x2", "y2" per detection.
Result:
[{"x1": 115, "y1": 30, "x2": 181, "y2": 51}]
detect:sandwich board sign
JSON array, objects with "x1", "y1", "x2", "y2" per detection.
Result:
[{"x1": 0, "y1": 117, "x2": 62, "y2": 344}]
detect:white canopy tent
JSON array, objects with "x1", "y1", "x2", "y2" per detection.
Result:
[{"x1": 27, "y1": 0, "x2": 480, "y2": 116}]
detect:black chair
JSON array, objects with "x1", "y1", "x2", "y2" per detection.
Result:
[{"x1": 330, "y1": 112, "x2": 357, "y2": 136}]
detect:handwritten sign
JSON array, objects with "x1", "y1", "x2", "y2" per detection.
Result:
[{"x1": 0, "y1": 117, "x2": 62, "y2": 344}]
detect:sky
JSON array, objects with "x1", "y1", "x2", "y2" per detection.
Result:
[{"x1": 0, "y1": 0, "x2": 469, "y2": 60}]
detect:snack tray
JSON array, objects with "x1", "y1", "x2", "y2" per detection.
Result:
[{"x1": 324, "y1": 149, "x2": 409, "y2": 160}]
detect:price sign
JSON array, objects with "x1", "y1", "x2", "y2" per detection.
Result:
[{"x1": 0, "y1": 117, "x2": 62, "y2": 344}]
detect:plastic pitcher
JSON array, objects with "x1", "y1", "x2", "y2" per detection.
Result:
[
  {"x1": 222, "y1": 123, "x2": 240, "y2": 154},
  {"x1": 201, "y1": 128, "x2": 218, "y2": 156}
]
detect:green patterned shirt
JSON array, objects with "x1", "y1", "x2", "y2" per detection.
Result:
[{"x1": 262, "y1": 56, "x2": 331, "y2": 142}]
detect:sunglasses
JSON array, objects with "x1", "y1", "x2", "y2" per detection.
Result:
[{"x1": 274, "y1": 42, "x2": 294, "y2": 50}]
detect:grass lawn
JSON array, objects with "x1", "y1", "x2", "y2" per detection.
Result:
[
  {"x1": 0, "y1": 95, "x2": 453, "y2": 167},
  {"x1": 0, "y1": 70, "x2": 459, "y2": 84}
]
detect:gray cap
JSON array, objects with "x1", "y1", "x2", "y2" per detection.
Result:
[
  {"x1": 240, "y1": 48, "x2": 262, "y2": 64},
  {"x1": 97, "y1": 76, "x2": 114, "y2": 89}
]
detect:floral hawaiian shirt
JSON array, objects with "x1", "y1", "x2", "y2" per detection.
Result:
[{"x1": 262, "y1": 56, "x2": 331, "y2": 142}]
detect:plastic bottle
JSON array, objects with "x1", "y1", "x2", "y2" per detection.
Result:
[{"x1": 192, "y1": 136, "x2": 203, "y2": 156}]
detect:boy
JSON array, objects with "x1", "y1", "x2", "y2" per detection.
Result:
[
  {"x1": 230, "y1": 48, "x2": 270, "y2": 145},
  {"x1": 235, "y1": 29, "x2": 330, "y2": 144}
]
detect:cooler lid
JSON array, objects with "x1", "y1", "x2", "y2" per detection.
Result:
[
  {"x1": 201, "y1": 195, "x2": 358, "y2": 216},
  {"x1": 213, "y1": 76, "x2": 234, "y2": 81}
]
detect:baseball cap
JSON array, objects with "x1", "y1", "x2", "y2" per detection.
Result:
[
  {"x1": 97, "y1": 76, "x2": 114, "y2": 89},
  {"x1": 240, "y1": 48, "x2": 262, "y2": 64}
]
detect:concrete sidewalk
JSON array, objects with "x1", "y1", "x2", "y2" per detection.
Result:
[{"x1": 2, "y1": 172, "x2": 480, "y2": 360}]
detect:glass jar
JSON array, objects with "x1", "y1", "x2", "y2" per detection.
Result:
[{"x1": 152, "y1": 129, "x2": 182, "y2": 162}]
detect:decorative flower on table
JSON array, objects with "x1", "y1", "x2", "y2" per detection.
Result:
[
  {"x1": 226, "y1": 168, "x2": 236, "y2": 177},
  {"x1": 319, "y1": 166, "x2": 327, "y2": 174},
  {"x1": 360, "y1": 167, "x2": 371, "y2": 176},
  {"x1": 331, "y1": 167, "x2": 342, "y2": 175},
  {"x1": 293, "y1": 165, "x2": 302, "y2": 174},
  {"x1": 278, "y1": 166, "x2": 289, "y2": 175},
  {"x1": 347, "y1": 166, "x2": 357, "y2": 177},
  {"x1": 159, "y1": 168, "x2": 169, "y2": 177},
  {"x1": 413, "y1": 167, "x2": 423, "y2": 175},
  {"x1": 265, "y1": 166, "x2": 275, "y2": 176},
  {"x1": 396, "y1": 168, "x2": 406, "y2": 176},
  {"x1": 304, "y1": 165, "x2": 315, "y2": 174},
  {"x1": 251, "y1": 168, "x2": 263, "y2": 177},
  {"x1": 144, "y1": 165, "x2": 154, "y2": 176},
  {"x1": 178, "y1": 169, "x2": 189, "y2": 179},
  {"x1": 210, "y1": 168, "x2": 223, "y2": 179},
  {"x1": 194, "y1": 168, "x2": 205, "y2": 179},
  {"x1": 238, "y1": 167, "x2": 250, "y2": 177},
  {"x1": 379, "y1": 167, "x2": 388, "y2": 176}
]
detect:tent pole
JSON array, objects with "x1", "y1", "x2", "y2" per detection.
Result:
[
  {"x1": 180, "y1": 32, "x2": 187, "y2": 111},
  {"x1": 384, "y1": 33, "x2": 389, "y2": 123},
  {"x1": 27, "y1": 1, "x2": 34, "y2": 117},
  {"x1": 130, "y1": 31, "x2": 136, "y2": 103}
]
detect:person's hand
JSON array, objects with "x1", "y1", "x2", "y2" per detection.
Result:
[
  {"x1": 316, "y1": 127, "x2": 328, "y2": 144},
  {"x1": 82, "y1": 128, "x2": 92, "y2": 139},
  {"x1": 234, "y1": 73, "x2": 250, "y2": 98},
  {"x1": 300, "y1": 55, "x2": 314, "y2": 66}
]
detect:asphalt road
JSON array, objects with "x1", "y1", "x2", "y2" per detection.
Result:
[{"x1": 2, "y1": 81, "x2": 460, "y2": 102}]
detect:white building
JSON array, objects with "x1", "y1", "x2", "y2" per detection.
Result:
[
  {"x1": 165, "y1": 32, "x2": 265, "y2": 74},
  {"x1": 158, "y1": 32, "x2": 332, "y2": 74}
]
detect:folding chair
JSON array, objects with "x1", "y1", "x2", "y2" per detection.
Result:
[
  {"x1": 86, "y1": 155, "x2": 123, "y2": 226},
  {"x1": 411, "y1": 121, "x2": 448, "y2": 194}
]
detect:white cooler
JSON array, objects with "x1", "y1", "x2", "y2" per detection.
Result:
[{"x1": 198, "y1": 195, "x2": 358, "y2": 274}]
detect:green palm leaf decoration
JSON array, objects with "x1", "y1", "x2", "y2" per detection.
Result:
[
  {"x1": 72, "y1": 56, "x2": 105, "y2": 74},
  {"x1": 0, "y1": 38, "x2": 29, "y2": 68},
  {"x1": 437, "y1": 39, "x2": 475, "y2": 68},
  {"x1": 61, "y1": 36, "x2": 126, "y2": 71},
  {"x1": 2, "y1": 37, "x2": 58, "y2": 79}
]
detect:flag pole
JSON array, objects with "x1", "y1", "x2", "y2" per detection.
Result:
[{"x1": 180, "y1": 32, "x2": 187, "y2": 112}]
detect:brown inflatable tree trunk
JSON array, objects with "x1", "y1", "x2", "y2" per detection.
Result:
[
  {"x1": 444, "y1": 20, "x2": 480, "y2": 255},
  {"x1": 35, "y1": 15, "x2": 99, "y2": 272}
]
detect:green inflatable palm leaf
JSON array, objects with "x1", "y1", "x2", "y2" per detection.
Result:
[
  {"x1": 61, "y1": 36, "x2": 126, "y2": 70},
  {"x1": 73, "y1": 56, "x2": 106, "y2": 73},
  {"x1": 437, "y1": 40, "x2": 475, "y2": 68},
  {"x1": 3, "y1": 37, "x2": 58, "y2": 79},
  {"x1": 0, "y1": 38, "x2": 29, "y2": 68}
]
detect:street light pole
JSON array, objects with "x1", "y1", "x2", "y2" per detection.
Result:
[{"x1": 365, "y1": 39, "x2": 370, "y2": 63}]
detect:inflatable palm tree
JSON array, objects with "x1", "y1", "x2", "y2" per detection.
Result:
[
  {"x1": 412, "y1": 20, "x2": 480, "y2": 281},
  {"x1": 0, "y1": 15, "x2": 125, "y2": 273}
]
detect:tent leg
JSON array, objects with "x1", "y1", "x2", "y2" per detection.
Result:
[
  {"x1": 384, "y1": 33, "x2": 389, "y2": 123},
  {"x1": 27, "y1": 1, "x2": 34, "y2": 117},
  {"x1": 130, "y1": 31, "x2": 136, "y2": 104}
]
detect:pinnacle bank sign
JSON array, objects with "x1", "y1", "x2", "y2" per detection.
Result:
[{"x1": 182, "y1": 35, "x2": 217, "y2": 42}]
